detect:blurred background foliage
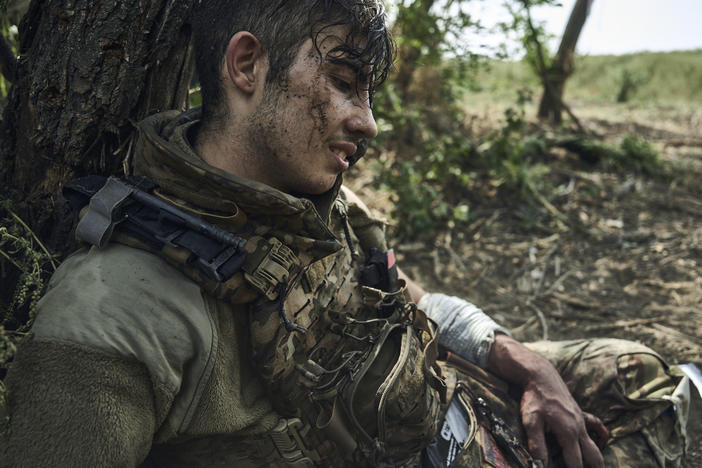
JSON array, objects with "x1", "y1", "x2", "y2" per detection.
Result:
[
  {"x1": 0, "y1": 0, "x2": 24, "y2": 105},
  {"x1": 365, "y1": 0, "x2": 687, "y2": 241}
]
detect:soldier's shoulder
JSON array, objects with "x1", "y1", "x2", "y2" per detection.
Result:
[
  {"x1": 31, "y1": 244, "x2": 216, "y2": 392},
  {"x1": 55, "y1": 242, "x2": 191, "y2": 283},
  {"x1": 38, "y1": 243, "x2": 203, "y2": 318},
  {"x1": 339, "y1": 185, "x2": 388, "y2": 251}
]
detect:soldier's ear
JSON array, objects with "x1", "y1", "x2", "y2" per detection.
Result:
[{"x1": 224, "y1": 31, "x2": 265, "y2": 95}]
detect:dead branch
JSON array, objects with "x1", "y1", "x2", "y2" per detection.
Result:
[
  {"x1": 585, "y1": 316, "x2": 666, "y2": 332},
  {"x1": 466, "y1": 210, "x2": 502, "y2": 241},
  {"x1": 511, "y1": 316, "x2": 538, "y2": 337},
  {"x1": 649, "y1": 323, "x2": 702, "y2": 347},
  {"x1": 528, "y1": 303, "x2": 549, "y2": 340},
  {"x1": 542, "y1": 269, "x2": 574, "y2": 296},
  {"x1": 644, "y1": 304, "x2": 702, "y2": 316},
  {"x1": 547, "y1": 291, "x2": 600, "y2": 309},
  {"x1": 641, "y1": 280, "x2": 700, "y2": 291},
  {"x1": 663, "y1": 138, "x2": 702, "y2": 148},
  {"x1": 431, "y1": 248, "x2": 441, "y2": 280},
  {"x1": 441, "y1": 229, "x2": 468, "y2": 272},
  {"x1": 531, "y1": 246, "x2": 558, "y2": 298}
]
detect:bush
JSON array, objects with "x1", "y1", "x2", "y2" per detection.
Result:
[
  {"x1": 617, "y1": 134, "x2": 660, "y2": 175},
  {"x1": 373, "y1": 103, "x2": 475, "y2": 239},
  {"x1": 556, "y1": 134, "x2": 661, "y2": 175},
  {"x1": 0, "y1": 200, "x2": 57, "y2": 384},
  {"x1": 374, "y1": 83, "x2": 557, "y2": 240}
]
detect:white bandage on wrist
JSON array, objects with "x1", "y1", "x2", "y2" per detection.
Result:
[{"x1": 417, "y1": 293, "x2": 511, "y2": 369}]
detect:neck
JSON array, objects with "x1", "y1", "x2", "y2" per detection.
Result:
[{"x1": 194, "y1": 118, "x2": 259, "y2": 183}]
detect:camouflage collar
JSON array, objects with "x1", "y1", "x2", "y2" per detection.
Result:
[{"x1": 131, "y1": 109, "x2": 343, "y2": 265}]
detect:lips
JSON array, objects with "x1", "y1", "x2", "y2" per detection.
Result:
[{"x1": 329, "y1": 141, "x2": 357, "y2": 171}]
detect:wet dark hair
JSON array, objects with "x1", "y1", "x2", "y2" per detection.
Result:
[{"x1": 191, "y1": 0, "x2": 394, "y2": 125}]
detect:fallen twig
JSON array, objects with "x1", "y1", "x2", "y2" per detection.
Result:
[
  {"x1": 467, "y1": 210, "x2": 502, "y2": 241},
  {"x1": 528, "y1": 184, "x2": 568, "y2": 230},
  {"x1": 431, "y1": 248, "x2": 441, "y2": 280},
  {"x1": 644, "y1": 304, "x2": 702, "y2": 316},
  {"x1": 584, "y1": 316, "x2": 666, "y2": 332},
  {"x1": 650, "y1": 323, "x2": 702, "y2": 346},
  {"x1": 641, "y1": 280, "x2": 700, "y2": 291},
  {"x1": 510, "y1": 315, "x2": 538, "y2": 337},
  {"x1": 547, "y1": 291, "x2": 599, "y2": 309},
  {"x1": 663, "y1": 138, "x2": 702, "y2": 148},
  {"x1": 441, "y1": 229, "x2": 468, "y2": 272},
  {"x1": 528, "y1": 303, "x2": 549, "y2": 340},
  {"x1": 531, "y1": 246, "x2": 558, "y2": 298},
  {"x1": 542, "y1": 269, "x2": 574, "y2": 296}
]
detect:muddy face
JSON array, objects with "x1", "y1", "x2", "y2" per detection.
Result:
[{"x1": 244, "y1": 26, "x2": 378, "y2": 195}]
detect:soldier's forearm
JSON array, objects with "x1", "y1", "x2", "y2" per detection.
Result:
[
  {"x1": 418, "y1": 292, "x2": 511, "y2": 368},
  {"x1": 397, "y1": 267, "x2": 510, "y2": 368}
]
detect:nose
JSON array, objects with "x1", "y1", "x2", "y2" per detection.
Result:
[{"x1": 347, "y1": 100, "x2": 378, "y2": 140}]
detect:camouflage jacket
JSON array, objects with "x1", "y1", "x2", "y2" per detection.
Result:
[{"x1": 2, "y1": 110, "x2": 443, "y2": 467}]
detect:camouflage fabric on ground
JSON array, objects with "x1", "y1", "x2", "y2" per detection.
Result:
[
  {"x1": 429, "y1": 338, "x2": 688, "y2": 467},
  {"x1": 526, "y1": 339, "x2": 687, "y2": 467}
]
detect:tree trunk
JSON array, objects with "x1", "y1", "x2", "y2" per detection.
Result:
[
  {"x1": 0, "y1": 0, "x2": 197, "y2": 256},
  {"x1": 537, "y1": 0, "x2": 593, "y2": 123}
]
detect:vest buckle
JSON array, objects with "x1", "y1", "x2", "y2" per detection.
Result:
[
  {"x1": 269, "y1": 417, "x2": 320, "y2": 467},
  {"x1": 243, "y1": 237, "x2": 298, "y2": 300}
]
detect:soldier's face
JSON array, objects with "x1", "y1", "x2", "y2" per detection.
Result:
[{"x1": 246, "y1": 27, "x2": 378, "y2": 195}]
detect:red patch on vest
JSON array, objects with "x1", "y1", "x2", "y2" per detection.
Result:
[
  {"x1": 386, "y1": 249, "x2": 396, "y2": 268},
  {"x1": 479, "y1": 426, "x2": 510, "y2": 468}
]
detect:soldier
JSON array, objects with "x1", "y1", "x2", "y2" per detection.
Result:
[{"x1": 1, "y1": 1, "x2": 691, "y2": 467}]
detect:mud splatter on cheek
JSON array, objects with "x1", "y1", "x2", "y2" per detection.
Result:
[{"x1": 306, "y1": 74, "x2": 330, "y2": 147}]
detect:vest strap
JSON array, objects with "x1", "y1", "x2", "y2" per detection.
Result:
[{"x1": 65, "y1": 176, "x2": 299, "y2": 300}]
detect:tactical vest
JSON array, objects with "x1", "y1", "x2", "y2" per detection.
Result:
[
  {"x1": 246, "y1": 194, "x2": 446, "y2": 466},
  {"x1": 67, "y1": 170, "x2": 446, "y2": 466}
]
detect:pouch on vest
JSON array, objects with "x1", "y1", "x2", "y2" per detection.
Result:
[
  {"x1": 435, "y1": 354, "x2": 535, "y2": 468},
  {"x1": 335, "y1": 285, "x2": 446, "y2": 466},
  {"x1": 422, "y1": 384, "x2": 478, "y2": 467}
]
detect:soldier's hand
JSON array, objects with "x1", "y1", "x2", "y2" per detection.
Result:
[{"x1": 488, "y1": 334, "x2": 609, "y2": 468}]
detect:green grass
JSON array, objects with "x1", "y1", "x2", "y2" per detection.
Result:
[{"x1": 461, "y1": 49, "x2": 702, "y2": 111}]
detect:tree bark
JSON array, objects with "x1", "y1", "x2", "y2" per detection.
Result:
[
  {"x1": 0, "y1": 33, "x2": 17, "y2": 82},
  {"x1": 0, "y1": 0, "x2": 197, "y2": 255},
  {"x1": 537, "y1": 0, "x2": 593, "y2": 124}
]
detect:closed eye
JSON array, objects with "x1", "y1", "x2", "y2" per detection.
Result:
[{"x1": 332, "y1": 76, "x2": 353, "y2": 93}]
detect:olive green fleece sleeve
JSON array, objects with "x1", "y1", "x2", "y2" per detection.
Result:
[
  {"x1": 29, "y1": 244, "x2": 217, "y2": 437},
  {"x1": 1, "y1": 337, "x2": 171, "y2": 468}
]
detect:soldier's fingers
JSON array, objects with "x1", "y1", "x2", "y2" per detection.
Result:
[
  {"x1": 580, "y1": 435, "x2": 605, "y2": 468},
  {"x1": 583, "y1": 412, "x2": 609, "y2": 450},
  {"x1": 558, "y1": 431, "x2": 584, "y2": 468},
  {"x1": 523, "y1": 415, "x2": 548, "y2": 462}
]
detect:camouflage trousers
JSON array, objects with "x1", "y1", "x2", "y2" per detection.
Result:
[{"x1": 443, "y1": 338, "x2": 690, "y2": 468}]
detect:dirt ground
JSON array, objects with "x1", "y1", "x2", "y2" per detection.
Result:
[{"x1": 347, "y1": 104, "x2": 702, "y2": 465}]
